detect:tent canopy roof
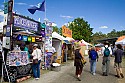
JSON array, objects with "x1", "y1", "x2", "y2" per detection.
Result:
[{"x1": 115, "y1": 38, "x2": 125, "y2": 45}]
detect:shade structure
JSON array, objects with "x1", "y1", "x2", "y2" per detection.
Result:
[
  {"x1": 117, "y1": 36, "x2": 125, "y2": 42},
  {"x1": 52, "y1": 32, "x2": 64, "y2": 40},
  {"x1": 115, "y1": 38, "x2": 125, "y2": 45},
  {"x1": 79, "y1": 43, "x2": 86, "y2": 46},
  {"x1": 14, "y1": 30, "x2": 34, "y2": 35}
]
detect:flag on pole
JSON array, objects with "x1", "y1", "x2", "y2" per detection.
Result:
[
  {"x1": 28, "y1": 0, "x2": 45, "y2": 14},
  {"x1": 37, "y1": 0, "x2": 45, "y2": 11}
]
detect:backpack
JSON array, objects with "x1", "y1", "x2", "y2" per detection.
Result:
[
  {"x1": 104, "y1": 47, "x2": 110, "y2": 57},
  {"x1": 90, "y1": 50, "x2": 97, "y2": 60}
]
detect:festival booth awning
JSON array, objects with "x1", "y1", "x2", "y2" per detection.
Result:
[
  {"x1": 52, "y1": 32, "x2": 63, "y2": 40},
  {"x1": 65, "y1": 37, "x2": 74, "y2": 41},
  {"x1": 81, "y1": 39, "x2": 90, "y2": 45},
  {"x1": 80, "y1": 39, "x2": 91, "y2": 55},
  {"x1": 115, "y1": 38, "x2": 125, "y2": 45},
  {"x1": 116, "y1": 36, "x2": 125, "y2": 42},
  {"x1": 52, "y1": 32, "x2": 63, "y2": 64},
  {"x1": 95, "y1": 43, "x2": 104, "y2": 47},
  {"x1": 14, "y1": 30, "x2": 34, "y2": 35},
  {"x1": 63, "y1": 40, "x2": 71, "y2": 44}
]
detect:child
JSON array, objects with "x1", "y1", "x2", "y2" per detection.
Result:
[{"x1": 89, "y1": 47, "x2": 99, "y2": 75}]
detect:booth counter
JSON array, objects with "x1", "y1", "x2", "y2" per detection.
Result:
[{"x1": 4, "y1": 51, "x2": 32, "y2": 82}]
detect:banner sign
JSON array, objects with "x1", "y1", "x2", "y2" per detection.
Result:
[
  {"x1": 7, "y1": 51, "x2": 29, "y2": 66},
  {"x1": 62, "y1": 25, "x2": 72, "y2": 38},
  {"x1": 14, "y1": 14, "x2": 38, "y2": 32}
]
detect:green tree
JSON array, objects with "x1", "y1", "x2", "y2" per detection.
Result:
[
  {"x1": 107, "y1": 29, "x2": 117, "y2": 38},
  {"x1": 68, "y1": 18, "x2": 93, "y2": 42},
  {"x1": 52, "y1": 26, "x2": 59, "y2": 33},
  {"x1": 58, "y1": 27, "x2": 62, "y2": 35},
  {"x1": 92, "y1": 32, "x2": 107, "y2": 44}
]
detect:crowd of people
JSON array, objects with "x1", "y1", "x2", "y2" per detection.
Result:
[{"x1": 74, "y1": 41, "x2": 124, "y2": 81}]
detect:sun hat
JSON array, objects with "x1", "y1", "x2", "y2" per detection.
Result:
[
  {"x1": 75, "y1": 43, "x2": 81, "y2": 49},
  {"x1": 33, "y1": 44, "x2": 38, "y2": 47}
]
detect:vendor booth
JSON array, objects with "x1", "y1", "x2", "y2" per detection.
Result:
[
  {"x1": 80, "y1": 39, "x2": 90, "y2": 55},
  {"x1": 115, "y1": 38, "x2": 125, "y2": 50},
  {"x1": 62, "y1": 25, "x2": 74, "y2": 62},
  {"x1": 52, "y1": 32, "x2": 62, "y2": 64},
  {"x1": 2, "y1": 13, "x2": 45, "y2": 82}
]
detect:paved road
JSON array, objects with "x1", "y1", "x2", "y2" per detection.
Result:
[{"x1": 22, "y1": 56, "x2": 125, "y2": 83}]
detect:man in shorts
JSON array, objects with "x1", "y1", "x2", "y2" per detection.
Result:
[{"x1": 114, "y1": 44, "x2": 124, "y2": 78}]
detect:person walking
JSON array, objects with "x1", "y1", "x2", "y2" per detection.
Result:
[
  {"x1": 101, "y1": 41, "x2": 112, "y2": 76},
  {"x1": 32, "y1": 44, "x2": 42, "y2": 80},
  {"x1": 89, "y1": 47, "x2": 99, "y2": 75},
  {"x1": 74, "y1": 44, "x2": 85, "y2": 81},
  {"x1": 113, "y1": 44, "x2": 124, "y2": 78}
]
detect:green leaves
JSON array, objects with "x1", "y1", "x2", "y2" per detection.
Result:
[{"x1": 68, "y1": 18, "x2": 93, "y2": 42}]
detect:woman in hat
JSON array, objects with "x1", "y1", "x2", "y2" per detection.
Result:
[
  {"x1": 32, "y1": 44, "x2": 42, "y2": 80},
  {"x1": 74, "y1": 44, "x2": 85, "y2": 81}
]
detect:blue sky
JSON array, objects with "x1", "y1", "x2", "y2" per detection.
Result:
[{"x1": 0, "y1": 0, "x2": 125, "y2": 34}]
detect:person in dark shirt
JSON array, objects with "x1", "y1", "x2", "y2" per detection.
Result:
[
  {"x1": 74, "y1": 44, "x2": 85, "y2": 81},
  {"x1": 114, "y1": 44, "x2": 124, "y2": 78}
]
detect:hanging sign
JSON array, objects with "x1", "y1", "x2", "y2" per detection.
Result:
[
  {"x1": 62, "y1": 25, "x2": 72, "y2": 38},
  {"x1": 14, "y1": 14, "x2": 38, "y2": 32}
]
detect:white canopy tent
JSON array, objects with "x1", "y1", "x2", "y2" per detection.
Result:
[
  {"x1": 80, "y1": 39, "x2": 90, "y2": 55},
  {"x1": 65, "y1": 37, "x2": 74, "y2": 41},
  {"x1": 52, "y1": 32, "x2": 64, "y2": 40},
  {"x1": 52, "y1": 32, "x2": 63, "y2": 63},
  {"x1": 14, "y1": 30, "x2": 34, "y2": 35},
  {"x1": 115, "y1": 38, "x2": 125, "y2": 45},
  {"x1": 81, "y1": 39, "x2": 90, "y2": 45}
]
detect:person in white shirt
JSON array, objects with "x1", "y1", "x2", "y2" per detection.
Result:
[
  {"x1": 101, "y1": 41, "x2": 112, "y2": 76},
  {"x1": 32, "y1": 44, "x2": 42, "y2": 80},
  {"x1": 51, "y1": 46, "x2": 57, "y2": 63}
]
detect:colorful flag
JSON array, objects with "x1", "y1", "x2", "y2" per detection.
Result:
[
  {"x1": 37, "y1": 0, "x2": 45, "y2": 11},
  {"x1": 28, "y1": 0, "x2": 45, "y2": 14}
]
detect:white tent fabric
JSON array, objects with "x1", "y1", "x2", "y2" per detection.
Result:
[
  {"x1": 52, "y1": 32, "x2": 73, "y2": 41},
  {"x1": 14, "y1": 30, "x2": 34, "y2": 35},
  {"x1": 81, "y1": 39, "x2": 90, "y2": 45},
  {"x1": 52, "y1": 32, "x2": 64, "y2": 40},
  {"x1": 115, "y1": 38, "x2": 125, "y2": 45},
  {"x1": 66, "y1": 37, "x2": 74, "y2": 41}
]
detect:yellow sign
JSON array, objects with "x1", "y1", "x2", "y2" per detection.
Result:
[
  {"x1": 32, "y1": 37, "x2": 35, "y2": 42},
  {"x1": 62, "y1": 26, "x2": 72, "y2": 38}
]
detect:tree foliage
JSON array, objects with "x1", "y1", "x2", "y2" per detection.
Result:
[
  {"x1": 52, "y1": 26, "x2": 59, "y2": 33},
  {"x1": 92, "y1": 32, "x2": 107, "y2": 44},
  {"x1": 92, "y1": 29, "x2": 125, "y2": 44},
  {"x1": 68, "y1": 18, "x2": 93, "y2": 42}
]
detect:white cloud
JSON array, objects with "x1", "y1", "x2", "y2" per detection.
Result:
[
  {"x1": 99, "y1": 26, "x2": 108, "y2": 29},
  {"x1": 52, "y1": 22, "x2": 57, "y2": 26},
  {"x1": 29, "y1": 5, "x2": 34, "y2": 7},
  {"x1": 120, "y1": 26, "x2": 124, "y2": 28},
  {"x1": 15, "y1": 2, "x2": 27, "y2": 5},
  {"x1": 60, "y1": 15, "x2": 73, "y2": 19}
]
